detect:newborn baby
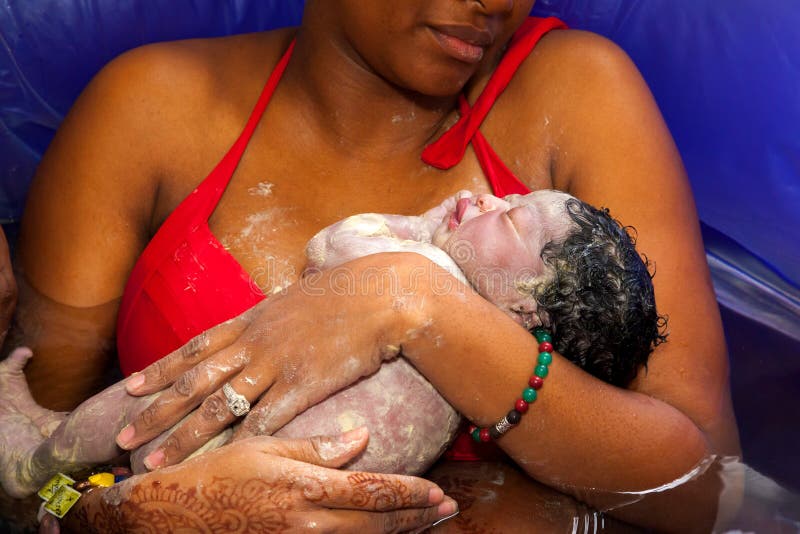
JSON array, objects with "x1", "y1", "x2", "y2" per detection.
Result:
[
  {"x1": 0, "y1": 189, "x2": 665, "y2": 498},
  {"x1": 277, "y1": 189, "x2": 665, "y2": 473}
]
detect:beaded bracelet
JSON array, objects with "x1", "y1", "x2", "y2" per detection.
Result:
[{"x1": 470, "y1": 327, "x2": 553, "y2": 442}]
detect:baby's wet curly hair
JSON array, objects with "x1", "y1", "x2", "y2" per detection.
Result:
[{"x1": 532, "y1": 199, "x2": 667, "y2": 387}]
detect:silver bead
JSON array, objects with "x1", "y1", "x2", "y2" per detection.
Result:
[{"x1": 494, "y1": 416, "x2": 514, "y2": 435}]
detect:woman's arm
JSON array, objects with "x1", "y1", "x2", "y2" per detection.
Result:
[
  {"x1": 6, "y1": 46, "x2": 172, "y2": 410},
  {"x1": 407, "y1": 31, "x2": 739, "y2": 528},
  {"x1": 538, "y1": 30, "x2": 739, "y2": 456},
  {"x1": 415, "y1": 29, "x2": 740, "y2": 528}
]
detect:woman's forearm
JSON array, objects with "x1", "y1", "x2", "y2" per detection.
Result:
[
  {"x1": 396, "y1": 257, "x2": 728, "y2": 528},
  {"x1": 403, "y1": 285, "x2": 706, "y2": 481}
]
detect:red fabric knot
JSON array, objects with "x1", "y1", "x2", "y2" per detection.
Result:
[
  {"x1": 421, "y1": 96, "x2": 473, "y2": 170},
  {"x1": 421, "y1": 17, "x2": 568, "y2": 177}
]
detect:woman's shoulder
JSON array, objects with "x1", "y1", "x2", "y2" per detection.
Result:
[
  {"x1": 93, "y1": 28, "x2": 296, "y2": 127},
  {"x1": 19, "y1": 29, "x2": 297, "y2": 305},
  {"x1": 510, "y1": 27, "x2": 641, "y2": 96},
  {"x1": 499, "y1": 28, "x2": 646, "y2": 124},
  {"x1": 58, "y1": 28, "x2": 297, "y2": 222},
  {"x1": 491, "y1": 27, "x2": 661, "y2": 189}
]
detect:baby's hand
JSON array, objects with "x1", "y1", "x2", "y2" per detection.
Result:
[
  {"x1": 0, "y1": 348, "x2": 67, "y2": 498},
  {"x1": 305, "y1": 213, "x2": 398, "y2": 270}
]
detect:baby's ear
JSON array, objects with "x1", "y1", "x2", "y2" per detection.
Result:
[{"x1": 510, "y1": 296, "x2": 540, "y2": 330}]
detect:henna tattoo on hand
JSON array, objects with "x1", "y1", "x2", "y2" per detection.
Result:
[
  {"x1": 347, "y1": 472, "x2": 413, "y2": 510},
  {"x1": 67, "y1": 477, "x2": 293, "y2": 533}
]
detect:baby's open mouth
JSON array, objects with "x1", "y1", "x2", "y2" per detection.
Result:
[{"x1": 450, "y1": 197, "x2": 473, "y2": 230}]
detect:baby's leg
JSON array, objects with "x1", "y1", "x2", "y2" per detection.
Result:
[{"x1": 275, "y1": 358, "x2": 461, "y2": 475}]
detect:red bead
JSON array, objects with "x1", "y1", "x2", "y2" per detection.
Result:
[
  {"x1": 468, "y1": 424, "x2": 478, "y2": 434},
  {"x1": 515, "y1": 398, "x2": 529, "y2": 413},
  {"x1": 479, "y1": 428, "x2": 491, "y2": 442},
  {"x1": 529, "y1": 376, "x2": 544, "y2": 390},
  {"x1": 539, "y1": 341, "x2": 553, "y2": 353}
]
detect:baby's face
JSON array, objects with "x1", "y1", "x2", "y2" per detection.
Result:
[{"x1": 432, "y1": 190, "x2": 574, "y2": 325}]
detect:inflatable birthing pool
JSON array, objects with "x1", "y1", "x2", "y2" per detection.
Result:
[{"x1": 1, "y1": 0, "x2": 798, "y2": 524}]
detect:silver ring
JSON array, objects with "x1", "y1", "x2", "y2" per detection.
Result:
[{"x1": 222, "y1": 382, "x2": 250, "y2": 417}]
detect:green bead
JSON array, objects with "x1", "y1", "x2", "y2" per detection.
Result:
[
  {"x1": 522, "y1": 387, "x2": 537, "y2": 403},
  {"x1": 538, "y1": 352, "x2": 553, "y2": 365},
  {"x1": 535, "y1": 364, "x2": 549, "y2": 378},
  {"x1": 471, "y1": 428, "x2": 482, "y2": 442},
  {"x1": 538, "y1": 333, "x2": 552, "y2": 343}
]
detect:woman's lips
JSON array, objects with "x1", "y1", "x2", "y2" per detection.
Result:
[{"x1": 430, "y1": 26, "x2": 491, "y2": 63}]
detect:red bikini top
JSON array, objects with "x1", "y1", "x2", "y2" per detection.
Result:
[{"x1": 116, "y1": 17, "x2": 567, "y2": 377}]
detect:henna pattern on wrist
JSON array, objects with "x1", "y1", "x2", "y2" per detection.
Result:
[{"x1": 67, "y1": 477, "x2": 291, "y2": 533}]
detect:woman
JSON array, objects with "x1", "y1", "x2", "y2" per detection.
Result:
[{"x1": 6, "y1": 0, "x2": 739, "y2": 530}]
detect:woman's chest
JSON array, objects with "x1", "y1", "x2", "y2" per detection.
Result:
[
  {"x1": 155, "y1": 111, "x2": 555, "y2": 294},
  {"x1": 204, "y1": 156, "x2": 491, "y2": 293}
]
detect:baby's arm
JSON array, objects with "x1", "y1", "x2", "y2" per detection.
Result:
[
  {"x1": 305, "y1": 213, "x2": 467, "y2": 284},
  {"x1": 305, "y1": 191, "x2": 469, "y2": 277},
  {"x1": 0, "y1": 349, "x2": 153, "y2": 498}
]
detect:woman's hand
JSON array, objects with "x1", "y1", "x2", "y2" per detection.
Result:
[
  {"x1": 67, "y1": 429, "x2": 458, "y2": 533},
  {"x1": 117, "y1": 254, "x2": 417, "y2": 469}
]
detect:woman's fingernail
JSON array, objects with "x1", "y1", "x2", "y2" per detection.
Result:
[
  {"x1": 340, "y1": 426, "x2": 368, "y2": 443},
  {"x1": 144, "y1": 449, "x2": 165, "y2": 470},
  {"x1": 116, "y1": 425, "x2": 135, "y2": 448},
  {"x1": 428, "y1": 487, "x2": 444, "y2": 505},
  {"x1": 127, "y1": 373, "x2": 145, "y2": 391},
  {"x1": 436, "y1": 500, "x2": 457, "y2": 518}
]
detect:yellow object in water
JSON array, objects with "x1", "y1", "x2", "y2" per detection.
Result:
[{"x1": 87, "y1": 472, "x2": 115, "y2": 487}]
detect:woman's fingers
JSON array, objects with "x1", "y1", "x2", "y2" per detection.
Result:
[
  {"x1": 232, "y1": 379, "x2": 311, "y2": 440},
  {"x1": 306, "y1": 501, "x2": 457, "y2": 533},
  {"x1": 136, "y1": 373, "x2": 270, "y2": 469},
  {"x1": 125, "y1": 304, "x2": 262, "y2": 396},
  {"x1": 128, "y1": 433, "x2": 458, "y2": 532},
  {"x1": 256, "y1": 431, "x2": 455, "y2": 514},
  {"x1": 117, "y1": 344, "x2": 256, "y2": 451}
]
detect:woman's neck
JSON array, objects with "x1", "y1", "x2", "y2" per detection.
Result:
[{"x1": 280, "y1": 27, "x2": 462, "y2": 161}]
